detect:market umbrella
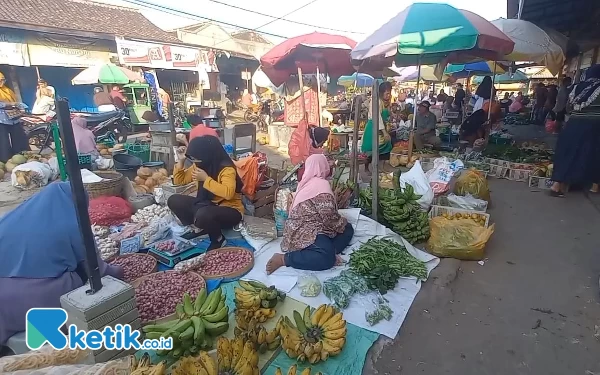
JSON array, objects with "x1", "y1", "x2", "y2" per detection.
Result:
[
  {"x1": 472, "y1": 69, "x2": 529, "y2": 84},
  {"x1": 351, "y1": 3, "x2": 514, "y2": 72},
  {"x1": 71, "y1": 63, "x2": 142, "y2": 85},
  {"x1": 444, "y1": 61, "x2": 507, "y2": 78},
  {"x1": 491, "y1": 18, "x2": 565, "y2": 75},
  {"x1": 337, "y1": 73, "x2": 374, "y2": 87},
  {"x1": 390, "y1": 65, "x2": 450, "y2": 82}
]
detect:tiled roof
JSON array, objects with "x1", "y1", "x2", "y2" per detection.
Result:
[{"x1": 0, "y1": 0, "x2": 180, "y2": 43}]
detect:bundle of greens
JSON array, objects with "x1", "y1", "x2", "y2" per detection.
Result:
[{"x1": 349, "y1": 237, "x2": 428, "y2": 294}]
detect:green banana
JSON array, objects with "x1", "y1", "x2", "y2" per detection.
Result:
[
  {"x1": 193, "y1": 288, "x2": 207, "y2": 314},
  {"x1": 216, "y1": 298, "x2": 225, "y2": 312},
  {"x1": 178, "y1": 325, "x2": 195, "y2": 341},
  {"x1": 247, "y1": 280, "x2": 268, "y2": 289},
  {"x1": 181, "y1": 339, "x2": 194, "y2": 349},
  {"x1": 191, "y1": 316, "x2": 205, "y2": 344},
  {"x1": 175, "y1": 303, "x2": 184, "y2": 319},
  {"x1": 144, "y1": 331, "x2": 163, "y2": 340},
  {"x1": 302, "y1": 306, "x2": 312, "y2": 328},
  {"x1": 190, "y1": 345, "x2": 199, "y2": 354},
  {"x1": 293, "y1": 310, "x2": 307, "y2": 334},
  {"x1": 261, "y1": 299, "x2": 278, "y2": 309},
  {"x1": 265, "y1": 289, "x2": 278, "y2": 300},
  {"x1": 161, "y1": 318, "x2": 192, "y2": 338},
  {"x1": 238, "y1": 280, "x2": 259, "y2": 291},
  {"x1": 156, "y1": 349, "x2": 169, "y2": 356},
  {"x1": 172, "y1": 347, "x2": 183, "y2": 358},
  {"x1": 203, "y1": 320, "x2": 230, "y2": 336},
  {"x1": 267, "y1": 337, "x2": 281, "y2": 350},
  {"x1": 183, "y1": 293, "x2": 194, "y2": 316},
  {"x1": 200, "y1": 288, "x2": 222, "y2": 316},
  {"x1": 142, "y1": 319, "x2": 178, "y2": 333},
  {"x1": 203, "y1": 305, "x2": 229, "y2": 323}
]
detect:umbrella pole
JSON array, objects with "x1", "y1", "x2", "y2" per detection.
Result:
[
  {"x1": 408, "y1": 59, "x2": 421, "y2": 161},
  {"x1": 488, "y1": 62, "x2": 497, "y2": 122},
  {"x1": 316, "y1": 65, "x2": 322, "y2": 126},
  {"x1": 351, "y1": 91, "x2": 361, "y2": 198},
  {"x1": 297, "y1": 66, "x2": 308, "y2": 122},
  {"x1": 371, "y1": 79, "x2": 379, "y2": 220}
]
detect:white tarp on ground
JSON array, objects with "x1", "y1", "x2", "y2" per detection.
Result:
[{"x1": 243, "y1": 208, "x2": 440, "y2": 339}]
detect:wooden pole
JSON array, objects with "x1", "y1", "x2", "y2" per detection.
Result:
[
  {"x1": 316, "y1": 65, "x2": 322, "y2": 126},
  {"x1": 297, "y1": 66, "x2": 308, "y2": 122},
  {"x1": 487, "y1": 62, "x2": 497, "y2": 122},
  {"x1": 407, "y1": 59, "x2": 421, "y2": 160},
  {"x1": 371, "y1": 80, "x2": 379, "y2": 220}
]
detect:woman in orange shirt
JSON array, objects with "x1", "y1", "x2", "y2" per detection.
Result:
[{"x1": 167, "y1": 136, "x2": 244, "y2": 250}]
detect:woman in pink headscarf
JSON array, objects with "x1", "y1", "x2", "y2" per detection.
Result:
[
  {"x1": 266, "y1": 154, "x2": 354, "y2": 274},
  {"x1": 71, "y1": 117, "x2": 98, "y2": 157}
]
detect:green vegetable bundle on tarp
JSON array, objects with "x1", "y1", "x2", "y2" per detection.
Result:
[
  {"x1": 349, "y1": 237, "x2": 427, "y2": 294},
  {"x1": 454, "y1": 169, "x2": 491, "y2": 203}
]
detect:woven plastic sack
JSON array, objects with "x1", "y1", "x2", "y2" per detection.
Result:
[
  {"x1": 0, "y1": 347, "x2": 89, "y2": 372},
  {"x1": 454, "y1": 169, "x2": 491, "y2": 203},
  {"x1": 427, "y1": 217, "x2": 495, "y2": 261},
  {"x1": 3, "y1": 357, "x2": 132, "y2": 375}
]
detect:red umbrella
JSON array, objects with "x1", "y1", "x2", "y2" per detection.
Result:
[{"x1": 260, "y1": 32, "x2": 357, "y2": 86}]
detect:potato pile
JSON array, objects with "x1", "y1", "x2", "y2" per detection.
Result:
[
  {"x1": 133, "y1": 167, "x2": 169, "y2": 194},
  {"x1": 96, "y1": 143, "x2": 124, "y2": 157},
  {"x1": 440, "y1": 212, "x2": 487, "y2": 226}
]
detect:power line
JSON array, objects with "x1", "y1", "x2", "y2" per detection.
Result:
[
  {"x1": 120, "y1": 0, "x2": 290, "y2": 39},
  {"x1": 208, "y1": 0, "x2": 364, "y2": 35},
  {"x1": 253, "y1": 0, "x2": 318, "y2": 31}
]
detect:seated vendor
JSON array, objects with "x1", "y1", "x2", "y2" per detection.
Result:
[
  {"x1": 414, "y1": 101, "x2": 441, "y2": 149},
  {"x1": 168, "y1": 136, "x2": 244, "y2": 250},
  {"x1": 72, "y1": 116, "x2": 99, "y2": 158},
  {"x1": 362, "y1": 81, "x2": 393, "y2": 170},
  {"x1": 0, "y1": 182, "x2": 123, "y2": 347},
  {"x1": 459, "y1": 109, "x2": 489, "y2": 149},
  {"x1": 266, "y1": 154, "x2": 354, "y2": 274}
]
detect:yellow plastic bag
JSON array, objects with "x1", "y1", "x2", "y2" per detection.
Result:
[
  {"x1": 427, "y1": 217, "x2": 495, "y2": 260},
  {"x1": 454, "y1": 169, "x2": 491, "y2": 203}
]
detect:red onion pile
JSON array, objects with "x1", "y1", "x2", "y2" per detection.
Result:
[
  {"x1": 109, "y1": 254, "x2": 156, "y2": 283},
  {"x1": 135, "y1": 271, "x2": 205, "y2": 323},
  {"x1": 88, "y1": 196, "x2": 132, "y2": 226},
  {"x1": 198, "y1": 248, "x2": 253, "y2": 277}
]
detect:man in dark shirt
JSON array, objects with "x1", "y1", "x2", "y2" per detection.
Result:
[
  {"x1": 414, "y1": 101, "x2": 441, "y2": 149},
  {"x1": 93, "y1": 87, "x2": 116, "y2": 112},
  {"x1": 454, "y1": 83, "x2": 466, "y2": 109}
]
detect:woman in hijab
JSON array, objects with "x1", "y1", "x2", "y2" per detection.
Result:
[
  {"x1": 0, "y1": 182, "x2": 123, "y2": 346},
  {"x1": 550, "y1": 65, "x2": 600, "y2": 197},
  {"x1": 168, "y1": 136, "x2": 244, "y2": 249},
  {"x1": 361, "y1": 81, "x2": 393, "y2": 170},
  {"x1": 71, "y1": 116, "x2": 99, "y2": 157},
  {"x1": 0, "y1": 72, "x2": 29, "y2": 162},
  {"x1": 288, "y1": 110, "x2": 331, "y2": 180},
  {"x1": 473, "y1": 76, "x2": 495, "y2": 111},
  {"x1": 266, "y1": 154, "x2": 354, "y2": 274}
]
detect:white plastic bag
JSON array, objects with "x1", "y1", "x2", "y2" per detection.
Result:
[
  {"x1": 11, "y1": 161, "x2": 54, "y2": 188},
  {"x1": 426, "y1": 157, "x2": 464, "y2": 195},
  {"x1": 298, "y1": 274, "x2": 322, "y2": 297},
  {"x1": 399, "y1": 160, "x2": 434, "y2": 210}
]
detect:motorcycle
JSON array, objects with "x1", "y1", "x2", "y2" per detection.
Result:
[
  {"x1": 244, "y1": 99, "x2": 275, "y2": 132},
  {"x1": 25, "y1": 110, "x2": 132, "y2": 154}
]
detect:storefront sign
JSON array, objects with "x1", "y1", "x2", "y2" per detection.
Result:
[
  {"x1": 0, "y1": 32, "x2": 29, "y2": 66},
  {"x1": 115, "y1": 38, "x2": 214, "y2": 72},
  {"x1": 28, "y1": 35, "x2": 111, "y2": 67}
]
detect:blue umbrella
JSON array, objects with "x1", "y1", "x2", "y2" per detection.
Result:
[
  {"x1": 472, "y1": 70, "x2": 529, "y2": 84},
  {"x1": 444, "y1": 61, "x2": 507, "y2": 78},
  {"x1": 337, "y1": 73, "x2": 374, "y2": 87}
]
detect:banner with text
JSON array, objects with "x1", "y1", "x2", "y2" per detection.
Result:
[
  {"x1": 0, "y1": 32, "x2": 30, "y2": 66},
  {"x1": 28, "y1": 35, "x2": 111, "y2": 67},
  {"x1": 115, "y1": 38, "x2": 214, "y2": 72}
]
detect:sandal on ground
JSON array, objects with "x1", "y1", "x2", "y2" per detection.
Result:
[{"x1": 548, "y1": 190, "x2": 565, "y2": 198}]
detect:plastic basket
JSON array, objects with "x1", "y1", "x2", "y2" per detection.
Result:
[
  {"x1": 432, "y1": 195, "x2": 488, "y2": 212},
  {"x1": 274, "y1": 209, "x2": 288, "y2": 237},
  {"x1": 428, "y1": 205, "x2": 490, "y2": 227},
  {"x1": 528, "y1": 176, "x2": 553, "y2": 189},
  {"x1": 98, "y1": 138, "x2": 116, "y2": 148},
  {"x1": 62, "y1": 153, "x2": 93, "y2": 170},
  {"x1": 507, "y1": 168, "x2": 531, "y2": 182},
  {"x1": 125, "y1": 142, "x2": 151, "y2": 163}
]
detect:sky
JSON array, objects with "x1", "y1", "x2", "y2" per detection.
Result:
[{"x1": 101, "y1": 0, "x2": 507, "y2": 44}]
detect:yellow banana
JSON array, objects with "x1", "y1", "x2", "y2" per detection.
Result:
[
  {"x1": 312, "y1": 341, "x2": 323, "y2": 354},
  {"x1": 322, "y1": 327, "x2": 347, "y2": 340},
  {"x1": 253, "y1": 368, "x2": 259, "y2": 375},
  {"x1": 267, "y1": 336, "x2": 281, "y2": 350},
  {"x1": 311, "y1": 305, "x2": 327, "y2": 326},
  {"x1": 309, "y1": 352, "x2": 320, "y2": 364},
  {"x1": 249, "y1": 350, "x2": 259, "y2": 368},
  {"x1": 317, "y1": 306, "x2": 335, "y2": 327},
  {"x1": 323, "y1": 337, "x2": 346, "y2": 349},
  {"x1": 216, "y1": 337, "x2": 232, "y2": 370},
  {"x1": 300, "y1": 369, "x2": 311, "y2": 375},
  {"x1": 275, "y1": 369, "x2": 283, "y2": 375},
  {"x1": 297, "y1": 353, "x2": 307, "y2": 362},
  {"x1": 303, "y1": 343, "x2": 314, "y2": 357},
  {"x1": 197, "y1": 351, "x2": 217, "y2": 375},
  {"x1": 321, "y1": 312, "x2": 344, "y2": 329},
  {"x1": 287, "y1": 364, "x2": 298, "y2": 375},
  {"x1": 265, "y1": 327, "x2": 279, "y2": 343},
  {"x1": 235, "y1": 341, "x2": 255, "y2": 374},
  {"x1": 322, "y1": 319, "x2": 346, "y2": 332},
  {"x1": 231, "y1": 337, "x2": 244, "y2": 369},
  {"x1": 238, "y1": 362, "x2": 254, "y2": 375},
  {"x1": 257, "y1": 328, "x2": 267, "y2": 344},
  {"x1": 285, "y1": 347, "x2": 299, "y2": 358},
  {"x1": 150, "y1": 361, "x2": 167, "y2": 375},
  {"x1": 320, "y1": 350, "x2": 330, "y2": 362}
]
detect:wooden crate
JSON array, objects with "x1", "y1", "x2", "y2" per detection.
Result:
[
  {"x1": 528, "y1": 176, "x2": 553, "y2": 189},
  {"x1": 507, "y1": 168, "x2": 531, "y2": 182},
  {"x1": 484, "y1": 158, "x2": 510, "y2": 167},
  {"x1": 428, "y1": 205, "x2": 490, "y2": 227},
  {"x1": 485, "y1": 163, "x2": 510, "y2": 178}
]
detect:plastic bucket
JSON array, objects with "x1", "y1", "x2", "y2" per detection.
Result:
[{"x1": 113, "y1": 153, "x2": 143, "y2": 170}]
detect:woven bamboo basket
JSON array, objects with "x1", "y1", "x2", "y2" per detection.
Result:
[
  {"x1": 198, "y1": 247, "x2": 254, "y2": 281},
  {"x1": 84, "y1": 170, "x2": 124, "y2": 199},
  {"x1": 107, "y1": 253, "x2": 158, "y2": 283}
]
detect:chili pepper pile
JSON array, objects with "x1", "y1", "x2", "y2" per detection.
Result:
[
  {"x1": 349, "y1": 237, "x2": 428, "y2": 294},
  {"x1": 88, "y1": 196, "x2": 132, "y2": 226}
]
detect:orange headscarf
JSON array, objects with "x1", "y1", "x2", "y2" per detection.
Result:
[{"x1": 0, "y1": 72, "x2": 17, "y2": 103}]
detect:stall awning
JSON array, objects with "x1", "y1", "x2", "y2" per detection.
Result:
[
  {"x1": 115, "y1": 38, "x2": 215, "y2": 73},
  {"x1": 27, "y1": 34, "x2": 111, "y2": 68},
  {"x1": 0, "y1": 30, "x2": 29, "y2": 66}
]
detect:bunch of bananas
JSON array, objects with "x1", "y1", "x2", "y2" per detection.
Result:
[
  {"x1": 234, "y1": 280, "x2": 285, "y2": 319},
  {"x1": 280, "y1": 305, "x2": 347, "y2": 364},
  {"x1": 130, "y1": 353, "x2": 166, "y2": 375},
  {"x1": 142, "y1": 287, "x2": 229, "y2": 357},
  {"x1": 234, "y1": 312, "x2": 281, "y2": 353},
  {"x1": 275, "y1": 365, "x2": 322, "y2": 375},
  {"x1": 216, "y1": 337, "x2": 259, "y2": 375},
  {"x1": 171, "y1": 352, "x2": 216, "y2": 375}
]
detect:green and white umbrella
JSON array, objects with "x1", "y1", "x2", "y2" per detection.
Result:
[{"x1": 71, "y1": 63, "x2": 142, "y2": 85}]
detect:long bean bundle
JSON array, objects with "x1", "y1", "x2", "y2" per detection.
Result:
[{"x1": 349, "y1": 237, "x2": 428, "y2": 294}]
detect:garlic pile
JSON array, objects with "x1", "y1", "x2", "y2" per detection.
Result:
[
  {"x1": 173, "y1": 254, "x2": 205, "y2": 272},
  {"x1": 98, "y1": 237, "x2": 118, "y2": 260},
  {"x1": 92, "y1": 224, "x2": 109, "y2": 239},
  {"x1": 131, "y1": 204, "x2": 171, "y2": 224}
]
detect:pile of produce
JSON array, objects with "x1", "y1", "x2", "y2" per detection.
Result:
[
  {"x1": 531, "y1": 163, "x2": 553, "y2": 178},
  {"x1": 365, "y1": 295, "x2": 393, "y2": 326},
  {"x1": 108, "y1": 253, "x2": 156, "y2": 282},
  {"x1": 92, "y1": 224, "x2": 118, "y2": 260},
  {"x1": 3, "y1": 153, "x2": 27, "y2": 176},
  {"x1": 198, "y1": 248, "x2": 254, "y2": 278},
  {"x1": 135, "y1": 271, "x2": 206, "y2": 323},
  {"x1": 88, "y1": 196, "x2": 132, "y2": 226},
  {"x1": 234, "y1": 280, "x2": 285, "y2": 317},
  {"x1": 331, "y1": 180, "x2": 354, "y2": 209},
  {"x1": 0, "y1": 347, "x2": 88, "y2": 372},
  {"x1": 280, "y1": 305, "x2": 347, "y2": 364},
  {"x1": 275, "y1": 365, "x2": 323, "y2": 375},
  {"x1": 362, "y1": 185, "x2": 429, "y2": 244},
  {"x1": 349, "y1": 237, "x2": 428, "y2": 294},
  {"x1": 130, "y1": 353, "x2": 166, "y2": 375},
  {"x1": 323, "y1": 270, "x2": 369, "y2": 309},
  {"x1": 153, "y1": 239, "x2": 193, "y2": 255},
  {"x1": 174, "y1": 337, "x2": 258, "y2": 375},
  {"x1": 133, "y1": 167, "x2": 170, "y2": 194},
  {"x1": 483, "y1": 144, "x2": 553, "y2": 163},
  {"x1": 454, "y1": 169, "x2": 491, "y2": 203},
  {"x1": 173, "y1": 255, "x2": 205, "y2": 272},
  {"x1": 143, "y1": 286, "x2": 228, "y2": 358},
  {"x1": 234, "y1": 312, "x2": 281, "y2": 353},
  {"x1": 131, "y1": 204, "x2": 171, "y2": 223},
  {"x1": 439, "y1": 212, "x2": 487, "y2": 226}
]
